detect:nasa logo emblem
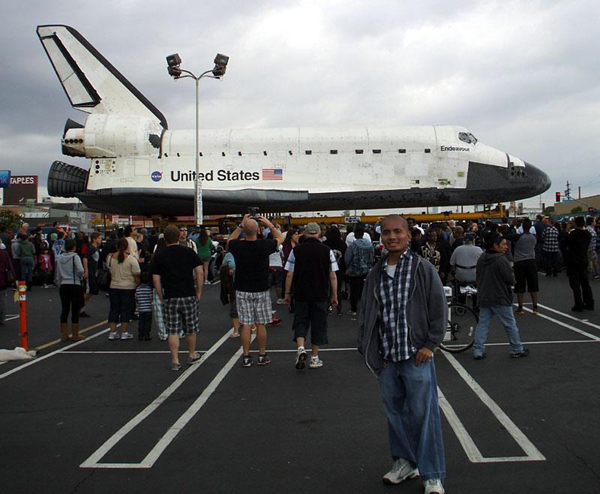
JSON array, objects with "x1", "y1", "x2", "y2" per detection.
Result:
[{"x1": 151, "y1": 171, "x2": 163, "y2": 182}]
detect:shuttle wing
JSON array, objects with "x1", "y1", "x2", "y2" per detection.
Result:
[{"x1": 37, "y1": 25, "x2": 167, "y2": 129}]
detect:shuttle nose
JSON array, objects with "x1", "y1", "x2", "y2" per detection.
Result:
[{"x1": 524, "y1": 162, "x2": 551, "y2": 194}]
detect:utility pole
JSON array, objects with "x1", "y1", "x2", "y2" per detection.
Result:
[{"x1": 565, "y1": 181, "x2": 571, "y2": 200}]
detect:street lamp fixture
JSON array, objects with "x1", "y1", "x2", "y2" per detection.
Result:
[{"x1": 165, "y1": 52, "x2": 229, "y2": 227}]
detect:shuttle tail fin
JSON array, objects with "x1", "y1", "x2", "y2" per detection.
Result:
[{"x1": 37, "y1": 25, "x2": 167, "y2": 129}]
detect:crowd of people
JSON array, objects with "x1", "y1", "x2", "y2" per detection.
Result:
[{"x1": 3, "y1": 212, "x2": 600, "y2": 494}]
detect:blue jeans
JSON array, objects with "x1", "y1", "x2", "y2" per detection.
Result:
[
  {"x1": 20, "y1": 257, "x2": 34, "y2": 283},
  {"x1": 378, "y1": 356, "x2": 446, "y2": 481},
  {"x1": 473, "y1": 305, "x2": 524, "y2": 356}
]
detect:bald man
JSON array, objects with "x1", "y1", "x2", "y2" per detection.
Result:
[
  {"x1": 357, "y1": 215, "x2": 447, "y2": 494},
  {"x1": 228, "y1": 214, "x2": 283, "y2": 367}
]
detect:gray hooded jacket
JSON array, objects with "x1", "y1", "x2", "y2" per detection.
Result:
[
  {"x1": 357, "y1": 252, "x2": 447, "y2": 376},
  {"x1": 475, "y1": 251, "x2": 515, "y2": 307},
  {"x1": 57, "y1": 252, "x2": 84, "y2": 286}
]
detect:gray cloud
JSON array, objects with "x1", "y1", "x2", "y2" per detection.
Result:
[{"x1": 1, "y1": 0, "x2": 599, "y2": 208}]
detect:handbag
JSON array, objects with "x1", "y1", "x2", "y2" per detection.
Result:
[
  {"x1": 6, "y1": 269, "x2": 14, "y2": 285},
  {"x1": 96, "y1": 256, "x2": 112, "y2": 291}
]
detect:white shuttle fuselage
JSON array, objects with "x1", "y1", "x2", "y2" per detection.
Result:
[{"x1": 39, "y1": 25, "x2": 551, "y2": 216}]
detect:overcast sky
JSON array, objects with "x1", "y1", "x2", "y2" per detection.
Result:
[{"x1": 1, "y1": 0, "x2": 599, "y2": 211}]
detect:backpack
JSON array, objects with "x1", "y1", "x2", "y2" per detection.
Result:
[
  {"x1": 349, "y1": 243, "x2": 373, "y2": 276},
  {"x1": 96, "y1": 256, "x2": 112, "y2": 291}
]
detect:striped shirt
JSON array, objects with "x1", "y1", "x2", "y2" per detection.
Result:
[
  {"x1": 379, "y1": 250, "x2": 416, "y2": 362},
  {"x1": 135, "y1": 284, "x2": 154, "y2": 313}
]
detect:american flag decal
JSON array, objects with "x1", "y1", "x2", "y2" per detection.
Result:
[{"x1": 262, "y1": 168, "x2": 283, "y2": 180}]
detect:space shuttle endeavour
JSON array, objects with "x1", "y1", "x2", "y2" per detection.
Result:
[{"x1": 37, "y1": 25, "x2": 551, "y2": 216}]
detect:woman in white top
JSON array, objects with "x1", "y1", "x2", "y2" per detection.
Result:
[{"x1": 107, "y1": 238, "x2": 141, "y2": 340}]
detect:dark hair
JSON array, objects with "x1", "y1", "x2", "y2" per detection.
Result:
[
  {"x1": 124, "y1": 226, "x2": 133, "y2": 237},
  {"x1": 488, "y1": 233, "x2": 505, "y2": 250},
  {"x1": 575, "y1": 216, "x2": 585, "y2": 228},
  {"x1": 523, "y1": 218, "x2": 532, "y2": 231},
  {"x1": 116, "y1": 238, "x2": 129, "y2": 263},
  {"x1": 90, "y1": 232, "x2": 101, "y2": 242},
  {"x1": 140, "y1": 271, "x2": 151, "y2": 285},
  {"x1": 155, "y1": 236, "x2": 168, "y2": 254},
  {"x1": 199, "y1": 229, "x2": 209, "y2": 246},
  {"x1": 327, "y1": 225, "x2": 342, "y2": 244},
  {"x1": 354, "y1": 224, "x2": 365, "y2": 239},
  {"x1": 164, "y1": 225, "x2": 180, "y2": 244},
  {"x1": 586, "y1": 216, "x2": 594, "y2": 226},
  {"x1": 65, "y1": 238, "x2": 77, "y2": 252},
  {"x1": 283, "y1": 228, "x2": 299, "y2": 245}
]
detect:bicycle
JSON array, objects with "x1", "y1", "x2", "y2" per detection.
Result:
[{"x1": 439, "y1": 285, "x2": 479, "y2": 353}]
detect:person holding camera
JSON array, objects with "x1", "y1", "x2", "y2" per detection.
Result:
[{"x1": 227, "y1": 214, "x2": 282, "y2": 367}]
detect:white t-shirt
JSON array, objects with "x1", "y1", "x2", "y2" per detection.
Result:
[
  {"x1": 269, "y1": 245, "x2": 283, "y2": 268},
  {"x1": 345, "y1": 232, "x2": 372, "y2": 247}
]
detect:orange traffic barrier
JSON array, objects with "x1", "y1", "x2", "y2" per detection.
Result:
[{"x1": 18, "y1": 281, "x2": 28, "y2": 350}]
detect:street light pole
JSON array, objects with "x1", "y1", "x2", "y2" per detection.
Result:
[{"x1": 166, "y1": 53, "x2": 229, "y2": 227}]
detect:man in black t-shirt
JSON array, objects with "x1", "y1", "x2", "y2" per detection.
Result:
[
  {"x1": 152, "y1": 225, "x2": 204, "y2": 371},
  {"x1": 228, "y1": 214, "x2": 283, "y2": 368}
]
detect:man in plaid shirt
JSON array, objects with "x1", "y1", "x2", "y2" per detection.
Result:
[
  {"x1": 358, "y1": 215, "x2": 447, "y2": 494},
  {"x1": 542, "y1": 220, "x2": 560, "y2": 277}
]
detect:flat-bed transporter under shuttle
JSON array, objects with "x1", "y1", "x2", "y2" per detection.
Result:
[{"x1": 37, "y1": 25, "x2": 551, "y2": 216}]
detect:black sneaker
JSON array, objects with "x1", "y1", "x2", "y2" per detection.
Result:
[
  {"x1": 242, "y1": 355, "x2": 253, "y2": 367},
  {"x1": 510, "y1": 348, "x2": 530, "y2": 359},
  {"x1": 79, "y1": 311, "x2": 91, "y2": 318},
  {"x1": 257, "y1": 354, "x2": 271, "y2": 366}
]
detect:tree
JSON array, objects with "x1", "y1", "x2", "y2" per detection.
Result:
[
  {"x1": 0, "y1": 210, "x2": 22, "y2": 231},
  {"x1": 571, "y1": 206, "x2": 583, "y2": 214}
]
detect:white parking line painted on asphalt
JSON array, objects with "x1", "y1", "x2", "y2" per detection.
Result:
[
  {"x1": 516, "y1": 305, "x2": 600, "y2": 341},
  {"x1": 80, "y1": 328, "x2": 240, "y2": 469},
  {"x1": 441, "y1": 339, "x2": 600, "y2": 349},
  {"x1": 0, "y1": 327, "x2": 111, "y2": 380},
  {"x1": 536, "y1": 303, "x2": 600, "y2": 330},
  {"x1": 440, "y1": 352, "x2": 546, "y2": 463},
  {"x1": 63, "y1": 351, "x2": 208, "y2": 354}
]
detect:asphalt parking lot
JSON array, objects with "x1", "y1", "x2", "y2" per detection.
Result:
[{"x1": 1, "y1": 273, "x2": 599, "y2": 494}]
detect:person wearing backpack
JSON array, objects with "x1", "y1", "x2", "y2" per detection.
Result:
[{"x1": 344, "y1": 224, "x2": 374, "y2": 316}]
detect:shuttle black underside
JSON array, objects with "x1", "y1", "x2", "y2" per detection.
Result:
[{"x1": 49, "y1": 161, "x2": 550, "y2": 216}]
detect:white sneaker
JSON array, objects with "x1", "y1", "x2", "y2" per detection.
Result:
[
  {"x1": 382, "y1": 459, "x2": 419, "y2": 485},
  {"x1": 424, "y1": 478, "x2": 445, "y2": 494},
  {"x1": 108, "y1": 332, "x2": 120, "y2": 340},
  {"x1": 276, "y1": 298, "x2": 285, "y2": 305},
  {"x1": 309, "y1": 356, "x2": 323, "y2": 369},
  {"x1": 295, "y1": 346, "x2": 308, "y2": 370},
  {"x1": 120, "y1": 332, "x2": 134, "y2": 340}
]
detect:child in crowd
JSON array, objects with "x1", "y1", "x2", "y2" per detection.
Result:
[
  {"x1": 38, "y1": 247, "x2": 53, "y2": 288},
  {"x1": 135, "y1": 271, "x2": 153, "y2": 341}
]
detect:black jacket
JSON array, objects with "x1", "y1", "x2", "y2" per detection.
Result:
[{"x1": 560, "y1": 228, "x2": 591, "y2": 271}]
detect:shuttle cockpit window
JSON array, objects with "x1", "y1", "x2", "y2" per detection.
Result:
[{"x1": 458, "y1": 132, "x2": 478, "y2": 145}]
